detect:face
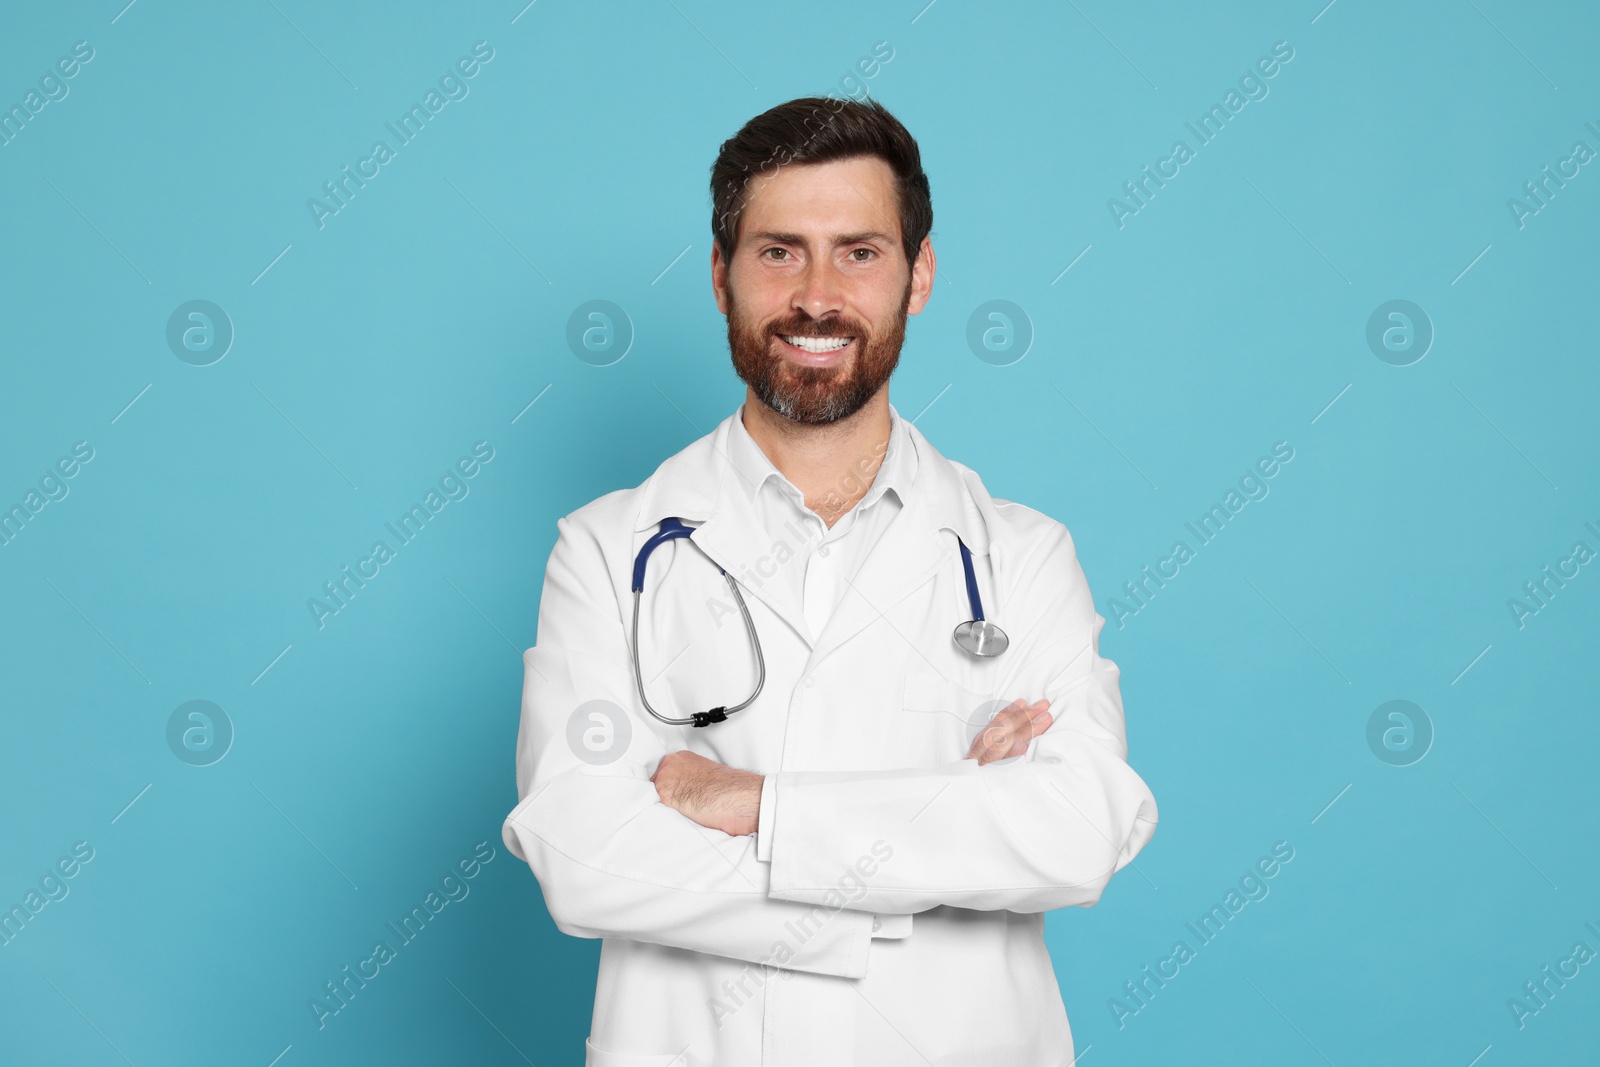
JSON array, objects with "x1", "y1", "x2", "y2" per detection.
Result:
[{"x1": 712, "y1": 156, "x2": 935, "y2": 425}]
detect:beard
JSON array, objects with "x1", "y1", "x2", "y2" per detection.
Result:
[{"x1": 726, "y1": 280, "x2": 911, "y2": 426}]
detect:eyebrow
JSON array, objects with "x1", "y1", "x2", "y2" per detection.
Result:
[{"x1": 747, "y1": 230, "x2": 895, "y2": 248}]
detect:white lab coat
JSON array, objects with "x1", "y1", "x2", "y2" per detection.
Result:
[{"x1": 502, "y1": 409, "x2": 1158, "y2": 1067}]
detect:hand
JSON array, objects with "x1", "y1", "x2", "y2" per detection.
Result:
[
  {"x1": 967, "y1": 699, "x2": 1052, "y2": 765},
  {"x1": 650, "y1": 750, "x2": 764, "y2": 836}
]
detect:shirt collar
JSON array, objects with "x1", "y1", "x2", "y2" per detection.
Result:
[
  {"x1": 726, "y1": 401, "x2": 918, "y2": 515},
  {"x1": 633, "y1": 407, "x2": 991, "y2": 555}
]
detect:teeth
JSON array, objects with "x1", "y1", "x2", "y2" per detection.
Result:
[{"x1": 782, "y1": 335, "x2": 852, "y2": 354}]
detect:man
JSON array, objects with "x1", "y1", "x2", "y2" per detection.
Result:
[{"x1": 503, "y1": 97, "x2": 1158, "y2": 1067}]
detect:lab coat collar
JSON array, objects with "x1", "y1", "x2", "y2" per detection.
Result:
[
  {"x1": 633, "y1": 403, "x2": 994, "y2": 658},
  {"x1": 723, "y1": 401, "x2": 918, "y2": 518}
]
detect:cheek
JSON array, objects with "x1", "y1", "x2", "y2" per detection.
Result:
[
  {"x1": 728, "y1": 267, "x2": 785, "y2": 319},
  {"x1": 853, "y1": 266, "x2": 912, "y2": 311},
  {"x1": 729, "y1": 299, "x2": 774, "y2": 341},
  {"x1": 853, "y1": 288, "x2": 907, "y2": 333}
]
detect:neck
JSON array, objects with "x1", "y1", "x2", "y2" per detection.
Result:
[{"x1": 741, "y1": 388, "x2": 892, "y2": 528}]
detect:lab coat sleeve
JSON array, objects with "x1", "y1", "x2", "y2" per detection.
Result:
[
  {"x1": 763, "y1": 523, "x2": 1159, "y2": 915},
  {"x1": 756, "y1": 776, "x2": 778, "y2": 862},
  {"x1": 501, "y1": 514, "x2": 880, "y2": 978}
]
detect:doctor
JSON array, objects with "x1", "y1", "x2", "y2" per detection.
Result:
[{"x1": 503, "y1": 96, "x2": 1158, "y2": 1067}]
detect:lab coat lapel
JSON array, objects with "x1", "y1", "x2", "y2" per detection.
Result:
[
  {"x1": 634, "y1": 415, "x2": 815, "y2": 650},
  {"x1": 805, "y1": 421, "x2": 984, "y2": 671},
  {"x1": 692, "y1": 501, "x2": 815, "y2": 650}
]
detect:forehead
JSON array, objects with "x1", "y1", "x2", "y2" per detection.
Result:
[{"x1": 738, "y1": 156, "x2": 900, "y2": 243}]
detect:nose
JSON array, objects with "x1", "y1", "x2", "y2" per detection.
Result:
[{"x1": 793, "y1": 258, "x2": 846, "y2": 323}]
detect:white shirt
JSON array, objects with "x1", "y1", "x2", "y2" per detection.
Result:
[
  {"x1": 727, "y1": 401, "x2": 917, "y2": 940},
  {"x1": 723, "y1": 401, "x2": 918, "y2": 643}
]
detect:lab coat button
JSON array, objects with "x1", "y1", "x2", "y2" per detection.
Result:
[
  {"x1": 871, "y1": 917, "x2": 882, "y2": 932},
  {"x1": 818, "y1": 545, "x2": 831, "y2": 558},
  {"x1": 803, "y1": 676, "x2": 815, "y2": 688}
]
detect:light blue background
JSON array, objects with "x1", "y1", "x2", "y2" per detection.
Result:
[{"x1": 2, "y1": 1, "x2": 1596, "y2": 1064}]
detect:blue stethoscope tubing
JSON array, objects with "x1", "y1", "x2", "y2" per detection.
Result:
[
  {"x1": 951, "y1": 539, "x2": 1010, "y2": 658},
  {"x1": 630, "y1": 518, "x2": 765, "y2": 727},
  {"x1": 629, "y1": 517, "x2": 1007, "y2": 727}
]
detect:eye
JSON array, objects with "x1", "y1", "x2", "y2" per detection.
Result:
[
  {"x1": 850, "y1": 248, "x2": 876, "y2": 261},
  {"x1": 762, "y1": 247, "x2": 790, "y2": 261}
]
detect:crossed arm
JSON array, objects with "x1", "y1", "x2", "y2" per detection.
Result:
[
  {"x1": 504, "y1": 514, "x2": 1157, "y2": 975},
  {"x1": 651, "y1": 698, "x2": 1057, "y2": 835}
]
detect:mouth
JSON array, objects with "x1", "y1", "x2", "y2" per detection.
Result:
[{"x1": 776, "y1": 334, "x2": 855, "y2": 364}]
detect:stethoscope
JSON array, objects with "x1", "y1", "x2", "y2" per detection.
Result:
[{"x1": 629, "y1": 517, "x2": 1008, "y2": 727}]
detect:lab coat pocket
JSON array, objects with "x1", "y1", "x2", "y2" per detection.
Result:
[
  {"x1": 584, "y1": 1035, "x2": 692, "y2": 1067},
  {"x1": 898, "y1": 670, "x2": 1014, "y2": 767}
]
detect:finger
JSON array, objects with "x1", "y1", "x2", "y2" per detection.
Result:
[
  {"x1": 1003, "y1": 713, "x2": 1036, "y2": 759},
  {"x1": 965, "y1": 701, "x2": 1020, "y2": 760},
  {"x1": 975, "y1": 705, "x2": 1024, "y2": 746},
  {"x1": 1006, "y1": 705, "x2": 1052, "y2": 757},
  {"x1": 1007, "y1": 719, "x2": 1045, "y2": 758},
  {"x1": 971, "y1": 708, "x2": 1028, "y2": 764},
  {"x1": 980, "y1": 702, "x2": 1052, "y2": 763}
]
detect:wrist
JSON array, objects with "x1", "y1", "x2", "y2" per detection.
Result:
[{"x1": 744, "y1": 773, "x2": 764, "y2": 835}]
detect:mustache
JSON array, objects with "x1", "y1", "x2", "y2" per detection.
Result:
[{"x1": 767, "y1": 315, "x2": 865, "y2": 338}]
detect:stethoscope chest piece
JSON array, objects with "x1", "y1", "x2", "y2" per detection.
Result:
[
  {"x1": 953, "y1": 618, "x2": 1008, "y2": 657},
  {"x1": 952, "y1": 537, "x2": 1008, "y2": 657}
]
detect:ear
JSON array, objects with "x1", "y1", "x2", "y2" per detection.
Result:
[
  {"x1": 711, "y1": 242, "x2": 730, "y2": 316},
  {"x1": 906, "y1": 236, "x2": 936, "y2": 316}
]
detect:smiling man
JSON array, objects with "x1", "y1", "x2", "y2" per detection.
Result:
[{"x1": 503, "y1": 97, "x2": 1158, "y2": 1067}]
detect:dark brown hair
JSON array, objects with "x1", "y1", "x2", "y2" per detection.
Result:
[{"x1": 710, "y1": 97, "x2": 933, "y2": 267}]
